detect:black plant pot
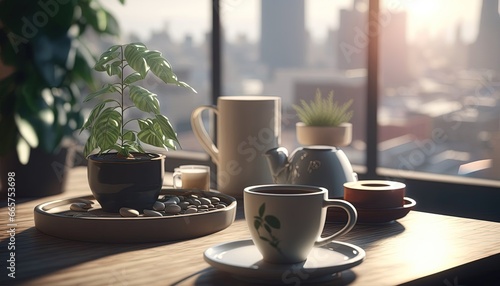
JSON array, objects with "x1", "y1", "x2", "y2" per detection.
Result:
[
  {"x1": 0, "y1": 147, "x2": 74, "y2": 198},
  {"x1": 87, "y1": 153, "x2": 165, "y2": 213}
]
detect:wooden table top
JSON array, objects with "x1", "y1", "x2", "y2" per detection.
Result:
[{"x1": 1, "y1": 166, "x2": 499, "y2": 285}]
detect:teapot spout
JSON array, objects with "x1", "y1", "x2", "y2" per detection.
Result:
[{"x1": 264, "y1": 147, "x2": 290, "y2": 183}]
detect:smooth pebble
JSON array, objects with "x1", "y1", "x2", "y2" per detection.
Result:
[
  {"x1": 76, "y1": 199, "x2": 95, "y2": 206},
  {"x1": 115, "y1": 194, "x2": 228, "y2": 217},
  {"x1": 165, "y1": 198, "x2": 179, "y2": 205},
  {"x1": 143, "y1": 209, "x2": 163, "y2": 217},
  {"x1": 200, "y1": 197, "x2": 211, "y2": 205},
  {"x1": 153, "y1": 201, "x2": 165, "y2": 211},
  {"x1": 165, "y1": 204, "x2": 182, "y2": 214},
  {"x1": 179, "y1": 201, "x2": 190, "y2": 209},
  {"x1": 190, "y1": 199, "x2": 201, "y2": 206},
  {"x1": 184, "y1": 208, "x2": 198, "y2": 214},
  {"x1": 70, "y1": 203, "x2": 89, "y2": 212},
  {"x1": 120, "y1": 207, "x2": 140, "y2": 217}
]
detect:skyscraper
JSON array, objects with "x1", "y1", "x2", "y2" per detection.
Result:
[
  {"x1": 380, "y1": 11, "x2": 409, "y2": 86},
  {"x1": 468, "y1": 0, "x2": 500, "y2": 71},
  {"x1": 260, "y1": 0, "x2": 306, "y2": 72},
  {"x1": 337, "y1": 0, "x2": 409, "y2": 85},
  {"x1": 337, "y1": 1, "x2": 366, "y2": 70}
]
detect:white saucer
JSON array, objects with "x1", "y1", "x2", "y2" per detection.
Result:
[{"x1": 203, "y1": 239, "x2": 365, "y2": 283}]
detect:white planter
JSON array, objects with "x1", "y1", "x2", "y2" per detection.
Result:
[{"x1": 296, "y1": 122, "x2": 352, "y2": 147}]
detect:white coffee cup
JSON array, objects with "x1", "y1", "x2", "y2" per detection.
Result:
[
  {"x1": 173, "y1": 165, "x2": 210, "y2": 191},
  {"x1": 191, "y1": 96, "x2": 281, "y2": 197},
  {"x1": 244, "y1": 184, "x2": 357, "y2": 264}
]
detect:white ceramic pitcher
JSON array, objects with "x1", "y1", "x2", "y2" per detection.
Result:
[{"x1": 191, "y1": 96, "x2": 281, "y2": 197}]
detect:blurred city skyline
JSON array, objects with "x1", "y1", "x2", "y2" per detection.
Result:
[
  {"x1": 91, "y1": 0, "x2": 500, "y2": 181},
  {"x1": 102, "y1": 0, "x2": 482, "y2": 44}
]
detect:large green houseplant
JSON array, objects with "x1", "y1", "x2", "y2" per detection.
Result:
[
  {"x1": 0, "y1": 0, "x2": 122, "y2": 197},
  {"x1": 81, "y1": 42, "x2": 196, "y2": 212},
  {"x1": 293, "y1": 89, "x2": 354, "y2": 147}
]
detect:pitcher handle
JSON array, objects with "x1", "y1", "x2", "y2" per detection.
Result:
[{"x1": 191, "y1": 105, "x2": 220, "y2": 165}]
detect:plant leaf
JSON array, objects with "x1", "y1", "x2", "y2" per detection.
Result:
[
  {"x1": 16, "y1": 138, "x2": 31, "y2": 165},
  {"x1": 177, "y1": 81, "x2": 197, "y2": 93},
  {"x1": 123, "y1": 143, "x2": 140, "y2": 153},
  {"x1": 129, "y1": 85, "x2": 160, "y2": 114},
  {"x1": 135, "y1": 140, "x2": 146, "y2": 153},
  {"x1": 72, "y1": 48, "x2": 94, "y2": 86},
  {"x1": 153, "y1": 119, "x2": 176, "y2": 149},
  {"x1": 80, "y1": 101, "x2": 105, "y2": 132},
  {"x1": 144, "y1": 50, "x2": 171, "y2": 68},
  {"x1": 264, "y1": 215, "x2": 281, "y2": 229},
  {"x1": 137, "y1": 125, "x2": 166, "y2": 149},
  {"x1": 254, "y1": 220, "x2": 261, "y2": 230},
  {"x1": 79, "y1": 2, "x2": 109, "y2": 34},
  {"x1": 259, "y1": 236, "x2": 270, "y2": 242},
  {"x1": 106, "y1": 60, "x2": 122, "y2": 77},
  {"x1": 83, "y1": 133, "x2": 97, "y2": 157},
  {"x1": 94, "y1": 45, "x2": 120, "y2": 71},
  {"x1": 142, "y1": 50, "x2": 196, "y2": 93},
  {"x1": 143, "y1": 50, "x2": 177, "y2": 84},
  {"x1": 14, "y1": 114, "x2": 39, "y2": 148},
  {"x1": 123, "y1": 130, "x2": 136, "y2": 142},
  {"x1": 293, "y1": 89, "x2": 353, "y2": 126},
  {"x1": 124, "y1": 72, "x2": 144, "y2": 84},
  {"x1": 163, "y1": 139, "x2": 177, "y2": 150},
  {"x1": 84, "y1": 84, "x2": 118, "y2": 102},
  {"x1": 92, "y1": 108, "x2": 121, "y2": 152},
  {"x1": 135, "y1": 118, "x2": 177, "y2": 150},
  {"x1": 137, "y1": 118, "x2": 153, "y2": 130},
  {"x1": 258, "y1": 203, "x2": 265, "y2": 218},
  {"x1": 102, "y1": 10, "x2": 120, "y2": 35},
  {"x1": 155, "y1": 114, "x2": 179, "y2": 145},
  {"x1": 124, "y1": 43, "x2": 149, "y2": 78}
]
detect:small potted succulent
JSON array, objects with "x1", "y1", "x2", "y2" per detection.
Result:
[
  {"x1": 293, "y1": 89, "x2": 353, "y2": 147},
  {"x1": 80, "y1": 42, "x2": 196, "y2": 212}
]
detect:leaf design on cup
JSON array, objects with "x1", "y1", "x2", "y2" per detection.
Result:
[{"x1": 253, "y1": 203, "x2": 282, "y2": 254}]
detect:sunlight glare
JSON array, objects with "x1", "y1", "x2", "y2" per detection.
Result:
[
  {"x1": 399, "y1": 0, "x2": 461, "y2": 43},
  {"x1": 406, "y1": 0, "x2": 439, "y2": 17}
]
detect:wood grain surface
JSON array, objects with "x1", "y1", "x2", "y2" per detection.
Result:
[{"x1": 1, "y1": 167, "x2": 499, "y2": 285}]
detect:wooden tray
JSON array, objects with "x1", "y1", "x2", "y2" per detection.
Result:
[{"x1": 34, "y1": 189, "x2": 237, "y2": 243}]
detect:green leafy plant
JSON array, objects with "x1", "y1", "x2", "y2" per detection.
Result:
[
  {"x1": 254, "y1": 203, "x2": 282, "y2": 253},
  {"x1": 293, "y1": 89, "x2": 353, "y2": 127},
  {"x1": 80, "y1": 42, "x2": 196, "y2": 158},
  {"x1": 0, "y1": 0, "x2": 122, "y2": 164}
]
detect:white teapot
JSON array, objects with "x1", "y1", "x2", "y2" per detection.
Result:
[{"x1": 265, "y1": 146, "x2": 357, "y2": 198}]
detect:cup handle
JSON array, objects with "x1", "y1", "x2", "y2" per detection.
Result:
[
  {"x1": 190, "y1": 105, "x2": 220, "y2": 165},
  {"x1": 314, "y1": 200, "x2": 357, "y2": 247},
  {"x1": 172, "y1": 170, "x2": 182, "y2": 189}
]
